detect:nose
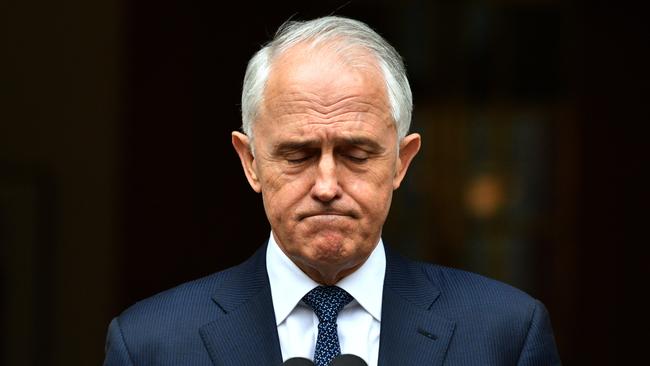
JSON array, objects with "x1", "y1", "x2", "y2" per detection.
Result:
[{"x1": 310, "y1": 153, "x2": 341, "y2": 202}]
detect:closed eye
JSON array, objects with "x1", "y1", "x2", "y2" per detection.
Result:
[
  {"x1": 287, "y1": 156, "x2": 312, "y2": 164},
  {"x1": 339, "y1": 147, "x2": 370, "y2": 163},
  {"x1": 345, "y1": 154, "x2": 369, "y2": 163},
  {"x1": 285, "y1": 149, "x2": 318, "y2": 164}
]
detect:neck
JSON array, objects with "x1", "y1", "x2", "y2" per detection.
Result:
[{"x1": 302, "y1": 264, "x2": 361, "y2": 285}]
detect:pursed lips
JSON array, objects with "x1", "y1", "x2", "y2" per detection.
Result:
[{"x1": 298, "y1": 211, "x2": 356, "y2": 220}]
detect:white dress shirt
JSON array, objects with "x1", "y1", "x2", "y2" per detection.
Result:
[{"x1": 266, "y1": 232, "x2": 385, "y2": 366}]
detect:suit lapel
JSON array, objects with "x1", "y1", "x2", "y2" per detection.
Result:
[
  {"x1": 199, "y1": 244, "x2": 283, "y2": 366},
  {"x1": 197, "y1": 242, "x2": 455, "y2": 365},
  {"x1": 378, "y1": 247, "x2": 456, "y2": 366}
]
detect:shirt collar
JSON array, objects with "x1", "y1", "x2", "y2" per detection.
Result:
[{"x1": 266, "y1": 232, "x2": 385, "y2": 326}]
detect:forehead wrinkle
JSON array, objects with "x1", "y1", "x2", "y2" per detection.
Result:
[
  {"x1": 265, "y1": 89, "x2": 387, "y2": 116},
  {"x1": 303, "y1": 93, "x2": 371, "y2": 115},
  {"x1": 271, "y1": 117, "x2": 392, "y2": 143},
  {"x1": 264, "y1": 96, "x2": 391, "y2": 130}
]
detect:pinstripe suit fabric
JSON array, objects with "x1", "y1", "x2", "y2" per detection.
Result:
[{"x1": 104, "y1": 243, "x2": 560, "y2": 365}]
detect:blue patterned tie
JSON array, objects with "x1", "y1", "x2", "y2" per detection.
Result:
[{"x1": 302, "y1": 286, "x2": 354, "y2": 366}]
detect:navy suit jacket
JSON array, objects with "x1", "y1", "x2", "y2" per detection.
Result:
[{"x1": 104, "y1": 243, "x2": 561, "y2": 365}]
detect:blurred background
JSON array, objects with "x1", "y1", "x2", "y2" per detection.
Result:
[{"x1": 1, "y1": 0, "x2": 647, "y2": 364}]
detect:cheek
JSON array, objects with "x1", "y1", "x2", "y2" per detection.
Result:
[
  {"x1": 261, "y1": 172, "x2": 311, "y2": 217},
  {"x1": 344, "y1": 173, "x2": 394, "y2": 218}
]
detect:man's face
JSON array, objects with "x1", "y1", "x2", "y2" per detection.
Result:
[{"x1": 233, "y1": 45, "x2": 420, "y2": 284}]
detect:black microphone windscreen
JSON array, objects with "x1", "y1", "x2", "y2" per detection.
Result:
[
  {"x1": 282, "y1": 357, "x2": 315, "y2": 366},
  {"x1": 330, "y1": 354, "x2": 368, "y2": 366}
]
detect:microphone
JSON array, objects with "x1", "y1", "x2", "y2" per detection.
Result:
[
  {"x1": 330, "y1": 354, "x2": 368, "y2": 366},
  {"x1": 282, "y1": 357, "x2": 314, "y2": 366}
]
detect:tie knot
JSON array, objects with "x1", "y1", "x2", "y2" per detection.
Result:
[{"x1": 302, "y1": 286, "x2": 353, "y2": 323}]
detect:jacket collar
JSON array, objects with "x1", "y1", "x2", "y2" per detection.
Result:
[
  {"x1": 198, "y1": 243, "x2": 456, "y2": 366},
  {"x1": 199, "y1": 243, "x2": 283, "y2": 366},
  {"x1": 378, "y1": 246, "x2": 456, "y2": 366}
]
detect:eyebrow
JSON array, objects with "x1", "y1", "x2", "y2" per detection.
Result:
[
  {"x1": 340, "y1": 137, "x2": 384, "y2": 153},
  {"x1": 273, "y1": 137, "x2": 385, "y2": 154},
  {"x1": 273, "y1": 140, "x2": 318, "y2": 154}
]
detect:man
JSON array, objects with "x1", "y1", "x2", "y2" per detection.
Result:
[{"x1": 104, "y1": 16, "x2": 560, "y2": 365}]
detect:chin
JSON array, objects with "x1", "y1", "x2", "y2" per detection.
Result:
[{"x1": 305, "y1": 232, "x2": 349, "y2": 258}]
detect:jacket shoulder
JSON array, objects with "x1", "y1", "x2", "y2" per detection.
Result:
[
  {"x1": 119, "y1": 245, "x2": 267, "y2": 324},
  {"x1": 419, "y1": 262, "x2": 543, "y2": 337},
  {"x1": 122, "y1": 263, "x2": 235, "y2": 316},
  {"x1": 424, "y1": 264, "x2": 537, "y2": 307},
  {"x1": 422, "y1": 263, "x2": 560, "y2": 364},
  {"x1": 109, "y1": 247, "x2": 268, "y2": 362}
]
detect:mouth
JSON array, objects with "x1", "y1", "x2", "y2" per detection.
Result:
[{"x1": 298, "y1": 211, "x2": 356, "y2": 220}]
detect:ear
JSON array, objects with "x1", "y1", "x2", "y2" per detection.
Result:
[
  {"x1": 393, "y1": 133, "x2": 421, "y2": 190},
  {"x1": 232, "y1": 131, "x2": 262, "y2": 193}
]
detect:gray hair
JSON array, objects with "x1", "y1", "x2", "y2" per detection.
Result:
[{"x1": 241, "y1": 16, "x2": 413, "y2": 141}]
